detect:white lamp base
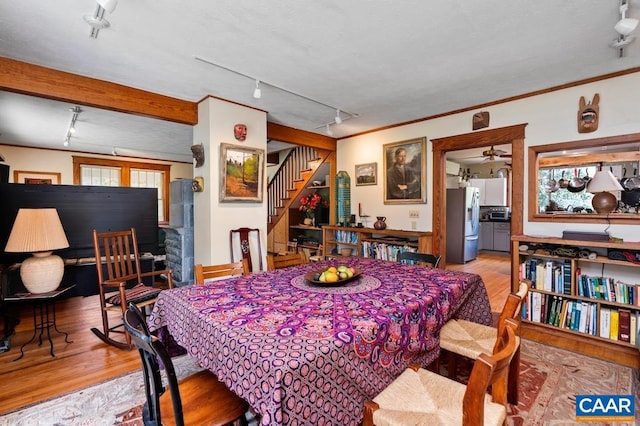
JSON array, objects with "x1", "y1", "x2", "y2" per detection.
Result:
[{"x1": 20, "y1": 251, "x2": 64, "y2": 294}]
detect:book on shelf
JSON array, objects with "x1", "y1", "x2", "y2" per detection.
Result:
[
  {"x1": 610, "y1": 310, "x2": 619, "y2": 341},
  {"x1": 631, "y1": 314, "x2": 637, "y2": 346},
  {"x1": 599, "y1": 307, "x2": 611, "y2": 339},
  {"x1": 562, "y1": 259, "x2": 572, "y2": 295},
  {"x1": 618, "y1": 309, "x2": 631, "y2": 342},
  {"x1": 558, "y1": 299, "x2": 569, "y2": 328}
]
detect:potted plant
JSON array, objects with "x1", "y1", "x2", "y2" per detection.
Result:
[{"x1": 299, "y1": 192, "x2": 323, "y2": 226}]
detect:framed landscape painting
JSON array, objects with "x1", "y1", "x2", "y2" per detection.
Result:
[
  {"x1": 355, "y1": 162, "x2": 377, "y2": 186},
  {"x1": 219, "y1": 143, "x2": 265, "y2": 202},
  {"x1": 383, "y1": 137, "x2": 426, "y2": 204}
]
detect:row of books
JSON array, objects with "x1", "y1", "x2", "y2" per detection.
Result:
[
  {"x1": 524, "y1": 293, "x2": 638, "y2": 344},
  {"x1": 518, "y1": 258, "x2": 572, "y2": 295},
  {"x1": 576, "y1": 271, "x2": 639, "y2": 306},
  {"x1": 361, "y1": 242, "x2": 416, "y2": 262},
  {"x1": 333, "y1": 230, "x2": 359, "y2": 244}
]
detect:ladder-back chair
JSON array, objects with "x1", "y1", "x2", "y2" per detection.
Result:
[
  {"x1": 230, "y1": 227, "x2": 263, "y2": 272},
  {"x1": 91, "y1": 228, "x2": 173, "y2": 349}
]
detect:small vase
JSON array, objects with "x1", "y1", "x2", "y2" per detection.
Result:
[
  {"x1": 303, "y1": 217, "x2": 313, "y2": 226},
  {"x1": 374, "y1": 216, "x2": 387, "y2": 230}
]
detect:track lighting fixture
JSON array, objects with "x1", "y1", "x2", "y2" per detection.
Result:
[
  {"x1": 253, "y1": 80, "x2": 262, "y2": 99},
  {"x1": 325, "y1": 124, "x2": 334, "y2": 136},
  {"x1": 194, "y1": 56, "x2": 359, "y2": 133},
  {"x1": 611, "y1": 0, "x2": 639, "y2": 57},
  {"x1": 64, "y1": 106, "x2": 82, "y2": 147},
  {"x1": 83, "y1": 0, "x2": 118, "y2": 38}
]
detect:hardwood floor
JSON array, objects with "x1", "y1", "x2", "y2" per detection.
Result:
[{"x1": 0, "y1": 252, "x2": 511, "y2": 415}]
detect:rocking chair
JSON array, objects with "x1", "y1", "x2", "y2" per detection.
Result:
[{"x1": 91, "y1": 228, "x2": 173, "y2": 349}]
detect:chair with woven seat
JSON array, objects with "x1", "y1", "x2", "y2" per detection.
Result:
[
  {"x1": 266, "y1": 251, "x2": 307, "y2": 270},
  {"x1": 397, "y1": 251, "x2": 441, "y2": 267},
  {"x1": 123, "y1": 303, "x2": 249, "y2": 426},
  {"x1": 91, "y1": 228, "x2": 173, "y2": 349},
  {"x1": 230, "y1": 227, "x2": 264, "y2": 272},
  {"x1": 363, "y1": 318, "x2": 520, "y2": 426},
  {"x1": 194, "y1": 259, "x2": 250, "y2": 284},
  {"x1": 439, "y1": 280, "x2": 529, "y2": 405}
]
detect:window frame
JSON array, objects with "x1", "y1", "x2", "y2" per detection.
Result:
[
  {"x1": 72, "y1": 156, "x2": 171, "y2": 224},
  {"x1": 528, "y1": 132, "x2": 640, "y2": 224}
]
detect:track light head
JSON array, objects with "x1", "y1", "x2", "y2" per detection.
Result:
[
  {"x1": 253, "y1": 80, "x2": 262, "y2": 99},
  {"x1": 97, "y1": 0, "x2": 118, "y2": 13},
  {"x1": 334, "y1": 109, "x2": 342, "y2": 124},
  {"x1": 325, "y1": 124, "x2": 333, "y2": 136}
]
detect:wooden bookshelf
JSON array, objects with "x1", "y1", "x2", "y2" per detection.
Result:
[
  {"x1": 322, "y1": 225, "x2": 432, "y2": 260},
  {"x1": 512, "y1": 234, "x2": 640, "y2": 368}
]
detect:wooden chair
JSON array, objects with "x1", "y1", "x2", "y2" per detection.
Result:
[
  {"x1": 123, "y1": 303, "x2": 249, "y2": 426},
  {"x1": 91, "y1": 228, "x2": 173, "y2": 349},
  {"x1": 363, "y1": 318, "x2": 520, "y2": 426},
  {"x1": 439, "y1": 280, "x2": 529, "y2": 405},
  {"x1": 230, "y1": 227, "x2": 263, "y2": 272},
  {"x1": 194, "y1": 259, "x2": 250, "y2": 284},
  {"x1": 397, "y1": 251, "x2": 441, "y2": 267},
  {"x1": 266, "y1": 251, "x2": 307, "y2": 271}
]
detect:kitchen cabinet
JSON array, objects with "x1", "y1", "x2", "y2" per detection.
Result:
[
  {"x1": 479, "y1": 222, "x2": 493, "y2": 250},
  {"x1": 469, "y1": 178, "x2": 507, "y2": 206},
  {"x1": 493, "y1": 222, "x2": 511, "y2": 251},
  {"x1": 479, "y1": 221, "x2": 510, "y2": 252}
]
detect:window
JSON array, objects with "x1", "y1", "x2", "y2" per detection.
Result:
[
  {"x1": 73, "y1": 156, "x2": 171, "y2": 223},
  {"x1": 529, "y1": 133, "x2": 640, "y2": 224}
]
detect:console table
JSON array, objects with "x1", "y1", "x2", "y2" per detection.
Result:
[{"x1": 4, "y1": 285, "x2": 75, "y2": 360}]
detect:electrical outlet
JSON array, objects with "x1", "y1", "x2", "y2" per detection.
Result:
[
  {"x1": 411, "y1": 221, "x2": 417, "y2": 230},
  {"x1": 409, "y1": 210, "x2": 419, "y2": 218}
]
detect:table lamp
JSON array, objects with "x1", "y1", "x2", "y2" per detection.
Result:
[
  {"x1": 587, "y1": 170, "x2": 624, "y2": 214},
  {"x1": 4, "y1": 208, "x2": 69, "y2": 294}
]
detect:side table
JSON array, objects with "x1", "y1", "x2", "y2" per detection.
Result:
[{"x1": 4, "y1": 285, "x2": 75, "y2": 361}]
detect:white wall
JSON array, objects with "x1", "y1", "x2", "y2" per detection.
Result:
[
  {"x1": 0, "y1": 144, "x2": 192, "y2": 184},
  {"x1": 337, "y1": 72, "x2": 640, "y2": 241},
  {"x1": 193, "y1": 97, "x2": 268, "y2": 267}
]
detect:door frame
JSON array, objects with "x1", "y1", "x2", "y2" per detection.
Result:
[{"x1": 431, "y1": 124, "x2": 526, "y2": 268}]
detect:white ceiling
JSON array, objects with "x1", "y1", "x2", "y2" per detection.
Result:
[{"x1": 1, "y1": 1, "x2": 639, "y2": 163}]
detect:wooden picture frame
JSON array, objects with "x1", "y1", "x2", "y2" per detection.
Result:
[
  {"x1": 383, "y1": 137, "x2": 426, "y2": 204},
  {"x1": 219, "y1": 143, "x2": 265, "y2": 203},
  {"x1": 355, "y1": 162, "x2": 377, "y2": 186},
  {"x1": 14, "y1": 170, "x2": 61, "y2": 185}
]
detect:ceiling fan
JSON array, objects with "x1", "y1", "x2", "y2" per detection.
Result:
[{"x1": 481, "y1": 145, "x2": 511, "y2": 161}]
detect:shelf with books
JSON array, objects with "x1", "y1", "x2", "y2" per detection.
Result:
[
  {"x1": 322, "y1": 225, "x2": 432, "y2": 261},
  {"x1": 512, "y1": 234, "x2": 640, "y2": 368}
]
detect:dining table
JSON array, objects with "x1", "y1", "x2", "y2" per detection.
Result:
[{"x1": 148, "y1": 257, "x2": 492, "y2": 426}]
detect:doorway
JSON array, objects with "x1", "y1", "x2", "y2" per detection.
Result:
[{"x1": 431, "y1": 124, "x2": 526, "y2": 273}]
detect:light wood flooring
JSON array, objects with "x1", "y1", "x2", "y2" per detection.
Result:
[{"x1": 0, "y1": 252, "x2": 511, "y2": 415}]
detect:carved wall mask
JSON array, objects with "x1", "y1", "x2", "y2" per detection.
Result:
[
  {"x1": 578, "y1": 94, "x2": 599, "y2": 133},
  {"x1": 191, "y1": 143, "x2": 205, "y2": 167},
  {"x1": 234, "y1": 124, "x2": 247, "y2": 141}
]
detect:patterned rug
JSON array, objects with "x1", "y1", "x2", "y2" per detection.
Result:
[{"x1": 0, "y1": 339, "x2": 637, "y2": 425}]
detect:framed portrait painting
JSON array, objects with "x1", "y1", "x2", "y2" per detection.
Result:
[
  {"x1": 383, "y1": 137, "x2": 426, "y2": 204},
  {"x1": 355, "y1": 162, "x2": 377, "y2": 186},
  {"x1": 14, "y1": 170, "x2": 61, "y2": 184},
  {"x1": 219, "y1": 143, "x2": 265, "y2": 203}
]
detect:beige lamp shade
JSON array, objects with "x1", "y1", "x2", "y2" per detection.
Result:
[
  {"x1": 5, "y1": 208, "x2": 69, "y2": 293},
  {"x1": 587, "y1": 170, "x2": 624, "y2": 215}
]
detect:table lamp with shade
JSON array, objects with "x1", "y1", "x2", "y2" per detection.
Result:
[
  {"x1": 587, "y1": 170, "x2": 624, "y2": 214},
  {"x1": 4, "y1": 208, "x2": 69, "y2": 294}
]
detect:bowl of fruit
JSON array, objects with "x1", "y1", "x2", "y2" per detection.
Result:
[{"x1": 305, "y1": 265, "x2": 361, "y2": 286}]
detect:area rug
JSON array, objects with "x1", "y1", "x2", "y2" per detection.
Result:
[{"x1": 0, "y1": 340, "x2": 637, "y2": 425}]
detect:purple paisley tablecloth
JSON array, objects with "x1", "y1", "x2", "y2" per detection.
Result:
[{"x1": 148, "y1": 257, "x2": 492, "y2": 426}]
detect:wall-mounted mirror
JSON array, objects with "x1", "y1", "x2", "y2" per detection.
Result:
[{"x1": 529, "y1": 133, "x2": 640, "y2": 224}]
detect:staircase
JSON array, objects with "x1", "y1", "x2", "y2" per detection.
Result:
[{"x1": 267, "y1": 146, "x2": 331, "y2": 234}]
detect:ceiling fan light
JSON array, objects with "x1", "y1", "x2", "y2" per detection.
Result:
[{"x1": 615, "y1": 17, "x2": 639, "y2": 35}]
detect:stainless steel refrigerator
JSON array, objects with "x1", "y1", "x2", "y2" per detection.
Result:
[{"x1": 446, "y1": 187, "x2": 480, "y2": 263}]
